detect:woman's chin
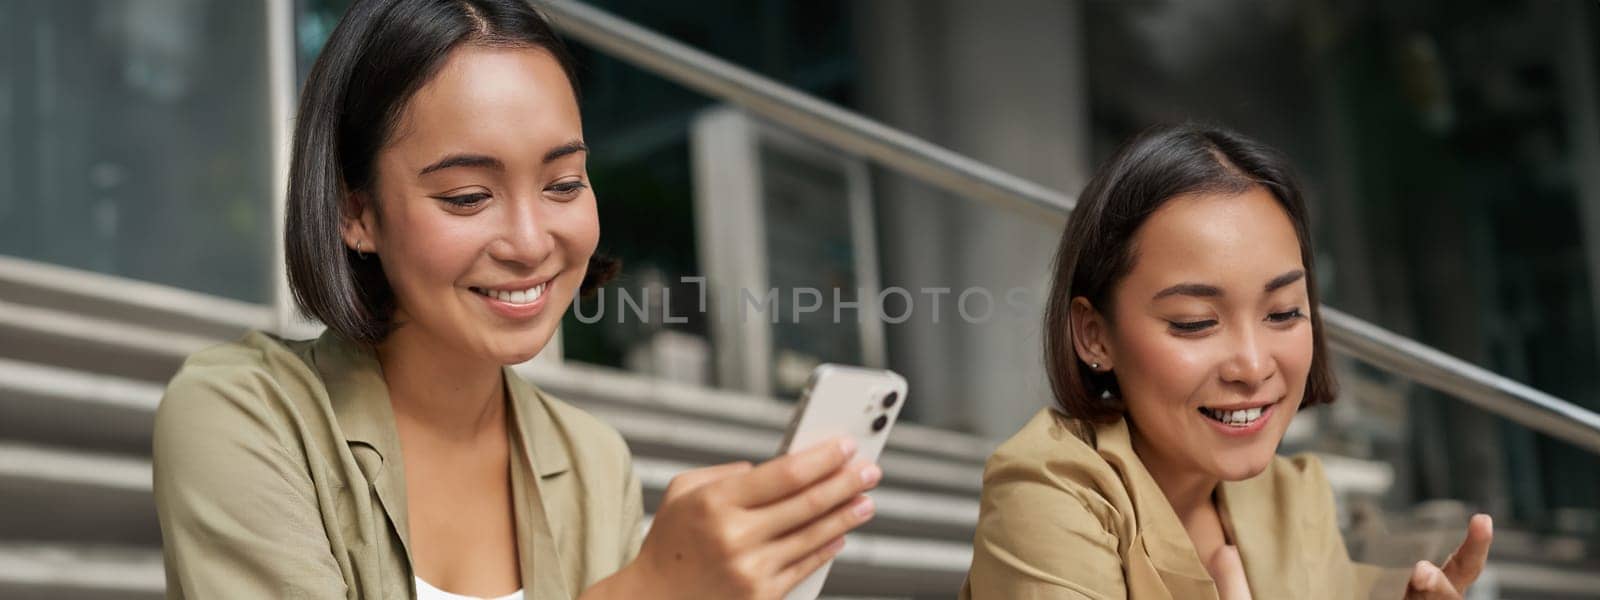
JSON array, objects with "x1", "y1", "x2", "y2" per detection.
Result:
[
  {"x1": 493, "y1": 340, "x2": 552, "y2": 366},
  {"x1": 479, "y1": 325, "x2": 558, "y2": 366},
  {"x1": 1209, "y1": 449, "x2": 1277, "y2": 482}
]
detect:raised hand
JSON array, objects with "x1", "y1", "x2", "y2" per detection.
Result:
[{"x1": 1405, "y1": 514, "x2": 1493, "y2": 599}]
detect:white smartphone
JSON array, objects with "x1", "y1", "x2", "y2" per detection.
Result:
[{"x1": 775, "y1": 363, "x2": 908, "y2": 600}]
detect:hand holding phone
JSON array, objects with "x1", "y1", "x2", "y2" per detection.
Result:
[
  {"x1": 776, "y1": 364, "x2": 908, "y2": 600},
  {"x1": 598, "y1": 364, "x2": 904, "y2": 600}
]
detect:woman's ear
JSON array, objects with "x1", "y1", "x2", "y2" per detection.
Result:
[
  {"x1": 338, "y1": 189, "x2": 379, "y2": 255},
  {"x1": 1070, "y1": 297, "x2": 1114, "y2": 372}
]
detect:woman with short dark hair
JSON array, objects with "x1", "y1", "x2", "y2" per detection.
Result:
[
  {"x1": 152, "y1": 1, "x2": 880, "y2": 598},
  {"x1": 961, "y1": 124, "x2": 1493, "y2": 599}
]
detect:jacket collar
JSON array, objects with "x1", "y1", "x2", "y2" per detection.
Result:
[
  {"x1": 1087, "y1": 416, "x2": 1217, "y2": 593},
  {"x1": 312, "y1": 330, "x2": 574, "y2": 472},
  {"x1": 1074, "y1": 411, "x2": 1307, "y2": 598},
  {"x1": 505, "y1": 371, "x2": 572, "y2": 478},
  {"x1": 307, "y1": 330, "x2": 574, "y2": 592}
]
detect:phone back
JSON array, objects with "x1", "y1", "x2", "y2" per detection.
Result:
[{"x1": 777, "y1": 364, "x2": 908, "y2": 600}]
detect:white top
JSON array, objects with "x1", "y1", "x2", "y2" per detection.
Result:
[{"x1": 415, "y1": 576, "x2": 524, "y2": 600}]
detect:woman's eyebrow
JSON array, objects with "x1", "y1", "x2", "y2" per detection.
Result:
[
  {"x1": 1151, "y1": 269, "x2": 1305, "y2": 301},
  {"x1": 1153, "y1": 283, "x2": 1222, "y2": 300},
  {"x1": 418, "y1": 153, "x2": 502, "y2": 176},
  {"x1": 543, "y1": 140, "x2": 588, "y2": 163},
  {"x1": 416, "y1": 141, "x2": 585, "y2": 176},
  {"x1": 1264, "y1": 269, "x2": 1305, "y2": 293}
]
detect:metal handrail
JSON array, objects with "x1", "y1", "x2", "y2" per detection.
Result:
[{"x1": 540, "y1": 0, "x2": 1600, "y2": 456}]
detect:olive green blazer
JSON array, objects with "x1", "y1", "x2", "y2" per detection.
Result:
[
  {"x1": 961, "y1": 408, "x2": 1406, "y2": 600},
  {"x1": 153, "y1": 330, "x2": 644, "y2": 599}
]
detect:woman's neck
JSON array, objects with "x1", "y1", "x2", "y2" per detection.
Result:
[
  {"x1": 375, "y1": 324, "x2": 506, "y2": 443},
  {"x1": 1129, "y1": 425, "x2": 1221, "y2": 526}
]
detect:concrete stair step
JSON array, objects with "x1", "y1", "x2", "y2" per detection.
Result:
[
  {"x1": 0, "y1": 440, "x2": 973, "y2": 552},
  {"x1": 0, "y1": 300, "x2": 208, "y2": 384},
  {"x1": 0, "y1": 359, "x2": 160, "y2": 456},
  {"x1": 0, "y1": 442, "x2": 157, "y2": 547},
  {"x1": 0, "y1": 335, "x2": 989, "y2": 498},
  {"x1": 523, "y1": 361, "x2": 990, "y2": 497},
  {"x1": 0, "y1": 255, "x2": 268, "y2": 345},
  {"x1": 0, "y1": 542, "x2": 164, "y2": 600}
]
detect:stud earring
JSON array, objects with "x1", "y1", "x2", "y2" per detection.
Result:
[{"x1": 1090, "y1": 362, "x2": 1101, "y2": 371}]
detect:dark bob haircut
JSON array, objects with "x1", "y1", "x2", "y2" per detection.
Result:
[
  {"x1": 286, "y1": 0, "x2": 617, "y2": 345},
  {"x1": 1042, "y1": 123, "x2": 1337, "y2": 424}
]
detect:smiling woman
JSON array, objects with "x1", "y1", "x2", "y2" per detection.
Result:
[
  {"x1": 151, "y1": 1, "x2": 883, "y2": 599},
  {"x1": 960, "y1": 125, "x2": 1494, "y2": 600}
]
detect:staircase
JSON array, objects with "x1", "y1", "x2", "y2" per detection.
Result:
[
  {"x1": 7, "y1": 258, "x2": 1600, "y2": 599},
  {"x1": 0, "y1": 255, "x2": 987, "y2": 599},
  {"x1": 5, "y1": 1, "x2": 1600, "y2": 598}
]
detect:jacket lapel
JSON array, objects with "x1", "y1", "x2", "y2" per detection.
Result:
[
  {"x1": 312, "y1": 332, "x2": 415, "y2": 570},
  {"x1": 313, "y1": 332, "x2": 579, "y2": 599},
  {"x1": 1093, "y1": 418, "x2": 1220, "y2": 600},
  {"x1": 1219, "y1": 472, "x2": 1306, "y2": 599},
  {"x1": 506, "y1": 368, "x2": 574, "y2": 599}
]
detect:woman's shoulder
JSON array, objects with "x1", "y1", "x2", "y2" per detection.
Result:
[
  {"x1": 156, "y1": 330, "x2": 325, "y2": 441},
  {"x1": 987, "y1": 408, "x2": 1113, "y2": 480},
  {"x1": 980, "y1": 408, "x2": 1128, "y2": 523},
  {"x1": 167, "y1": 329, "x2": 317, "y2": 385},
  {"x1": 970, "y1": 408, "x2": 1130, "y2": 575}
]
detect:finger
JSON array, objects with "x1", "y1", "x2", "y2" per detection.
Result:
[
  {"x1": 773, "y1": 536, "x2": 846, "y2": 594},
  {"x1": 662, "y1": 461, "x2": 752, "y2": 502},
  {"x1": 1205, "y1": 545, "x2": 1251, "y2": 600},
  {"x1": 765, "y1": 495, "x2": 874, "y2": 569},
  {"x1": 752, "y1": 460, "x2": 882, "y2": 538},
  {"x1": 1406, "y1": 561, "x2": 1459, "y2": 600},
  {"x1": 1441, "y1": 514, "x2": 1493, "y2": 592},
  {"x1": 723, "y1": 436, "x2": 857, "y2": 507}
]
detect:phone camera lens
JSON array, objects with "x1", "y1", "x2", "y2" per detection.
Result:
[
  {"x1": 881, "y1": 391, "x2": 899, "y2": 409},
  {"x1": 872, "y1": 414, "x2": 888, "y2": 432}
]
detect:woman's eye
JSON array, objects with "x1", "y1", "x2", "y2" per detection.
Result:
[
  {"x1": 1267, "y1": 308, "x2": 1305, "y2": 323},
  {"x1": 436, "y1": 192, "x2": 489, "y2": 207},
  {"x1": 547, "y1": 180, "x2": 588, "y2": 197},
  {"x1": 1168, "y1": 319, "x2": 1217, "y2": 333}
]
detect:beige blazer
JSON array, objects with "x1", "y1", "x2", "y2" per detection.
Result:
[
  {"x1": 153, "y1": 330, "x2": 644, "y2": 599},
  {"x1": 961, "y1": 408, "x2": 1405, "y2": 599}
]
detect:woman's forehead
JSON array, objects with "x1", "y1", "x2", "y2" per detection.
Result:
[
  {"x1": 1122, "y1": 187, "x2": 1305, "y2": 296},
  {"x1": 389, "y1": 45, "x2": 581, "y2": 157}
]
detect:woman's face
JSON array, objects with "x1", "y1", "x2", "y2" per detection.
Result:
[
  {"x1": 344, "y1": 45, "x2": 596, "y2": 365},
  {"x1": 1089, "y1": 186, "x2": 1313, "y2": 482}
]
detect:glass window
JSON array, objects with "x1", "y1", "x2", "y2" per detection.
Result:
[{"x1": 0, "y1": 0, "x2": 276, "y2": 303}]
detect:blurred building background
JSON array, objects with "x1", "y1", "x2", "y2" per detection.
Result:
[{"x1": 2, "y1": 0, "x2": 1599, "y2": 598}]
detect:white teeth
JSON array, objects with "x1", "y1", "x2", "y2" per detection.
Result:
[
  {"x1": 1201, "y1": 406, "x2": 1265, "y2": 427},
  {"x1": 477, "y1": 283, "x2": 547, "y2": 306}
]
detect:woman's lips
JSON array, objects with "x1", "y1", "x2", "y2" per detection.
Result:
[
  {"x1": 470, "y1": 281, "x2": 550, "y2": 320},
  {"x1": 1197, "y1": 401, "x2": 1278, "y2": 437}
]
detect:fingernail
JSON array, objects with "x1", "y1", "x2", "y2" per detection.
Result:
[
  {"x1": 838, "y1": 437, "x2": 857, "y2": 457},
  {"x1": 860, "y1": 464, "x2": 882, "y2": 485},
  {"x1": 852, "y1": 496, "x2": 875, "y2": 519},
  {"x1": 825, "y1": 537, "x2": 846, "y2": 553}
]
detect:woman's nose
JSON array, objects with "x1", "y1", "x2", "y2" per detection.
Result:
[
  {"x1": 487, "y1": 199, "x2": 553, "y2": 268},
  {"x1": 1219, "y1": 325, "x2": 1275, "y2": 387}
]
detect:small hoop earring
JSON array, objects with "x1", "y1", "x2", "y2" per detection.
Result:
[{"x1": 356, "y1": 241, "x2": 369, "y2": 260}]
